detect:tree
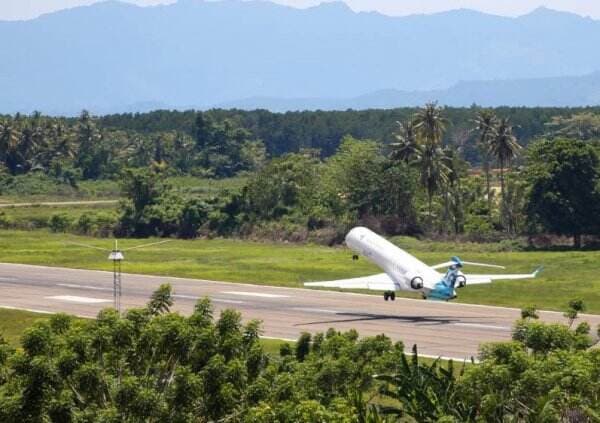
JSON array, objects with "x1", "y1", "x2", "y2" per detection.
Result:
[
  {"x1": 472, "y1": 109, "x2": 498, "y2": 216},
  {"x1": 244, "y1": 152, "x2": 318, "y2": 221},
  {"x1": 147, "y1": 283, "x2": 174, "y2": 315},
  {"x1": 526, "y1": 138, "x2": 600, "y2": 248},
  {"x1": 375, "y1": 345, "x2": 472, "y2": 421},
  {"x1": 501, "y1": 173, "x2": 527, "y2": 234},
  {"x1": 489, "y1": 118, "x2": 521, "y2": 227},
  {"x1": 545, "y1": 112, "x2": 600, "y2": 141},
  {"x1": 413, "y1": 102, "x2": 447, "y2": 147},
  {"x1": 117, "y1": 168, "x2": 170, "y2": 237},
  {"x1": 442, "y1": 145, "x2": 468, "y2": 234},
  {"x1": 390, "y1": 120, "x2": 419, "y2": 163},
  {"x1": 419, "y1": 143, "x2": 450, "y2": 220},
  {"x1": 412, "y1": 103, "x2": 450, "y2": 221},
  {"x1": 0, "y1": 120, "x2": 23, "y2": 174},
  {"x1": 74, "y1": 110, "x2": 106, "y2": 179}
]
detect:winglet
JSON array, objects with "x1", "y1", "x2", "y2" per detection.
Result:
[{"x1": 533, "y1": 266, "x2": 544, "y2": 277}]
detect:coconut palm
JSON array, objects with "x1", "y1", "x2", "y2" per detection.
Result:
[
  {"x1": 420, "y1": 144, "x2": 450, "y2": 219},
  {"x1": 413, "y1": 102, "x2": 447, "y2": 148},
  {"x1": 489, "y1": 118, "x2": 522, "y2": 226},
  {"x1": 0, "y1": 120, "x2": 23, "y2": 174},
  {"x1": 412, "y1": 103, "x2": 450, "y2": 221},
  {"x1": 390, "y1": 120, "x2": 420, "y2": 163},
  {"x1": 442, "y1": 145, "x2": 465, "y2": 234},
  {"x1": 472, "y1": 109, "x2": 498, "y2": 215}
]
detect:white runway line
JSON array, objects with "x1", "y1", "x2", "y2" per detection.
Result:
[
  {"x1": 0, "y1": 277, "x2": 18, "y2": 281},
  {"x1": 173, "y1": 294, "x2": 245, "y2": 305},
  {"x1": 222, "y1": 291, "x2": 290, "y2": 299},
  {"x1": 57, "y1": 283, "x2": 112, "y2": 292},
  {"x1": 46, "y1": 295, "x2": 111, "y2": 304},
  {"x1": 453, "y1": 323, "x2": 510, "y2": 331},
  {"x1": 292, "y1": 307, "x2": 339, "y2": 314},
  {"x1": 213, "y1": 299, "x2": 246, "y2": 305}
]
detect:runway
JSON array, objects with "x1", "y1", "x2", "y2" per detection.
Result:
[{"x1": 1, "y1": 262, "x2": 598, "y2": 360}]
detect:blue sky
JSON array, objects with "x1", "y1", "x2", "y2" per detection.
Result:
[{"x1": 2, "y1": 0, "x2": 599, "y2": 20}]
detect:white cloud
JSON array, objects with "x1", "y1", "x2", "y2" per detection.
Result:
[{"x1": 1, "y1": 0, "x2": 599, "y2": 21}]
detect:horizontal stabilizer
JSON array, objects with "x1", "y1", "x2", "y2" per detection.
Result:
[
  {"x1": 431, "y1": 260, "x2": 505, "y2": 270},
  {"x1": 304, "y1": 273, "x2": 396, "y2": 292},
  {"x1": 464, "y1": 267, "x2": 543, "y2": 285}
]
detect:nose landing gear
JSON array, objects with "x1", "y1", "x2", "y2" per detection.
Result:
[{"x1": 383, "y1": 291, "x2": 396, "y2": 301}]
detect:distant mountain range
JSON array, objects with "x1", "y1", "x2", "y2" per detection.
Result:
[
  {"x1": 220, "y1": 72, "x2": 600, "y2": 111},
  {"x1": 2, "y1": 0, "x2": 600, "y2": 115}
]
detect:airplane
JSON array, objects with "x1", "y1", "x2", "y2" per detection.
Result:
[{"x1": 304, "y1": 226, "x2": 542, "y2": 301}]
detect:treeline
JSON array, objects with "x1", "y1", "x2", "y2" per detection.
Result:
[
  {"x1": 0, "y1": 110, "x2": 265, "y2": 180},
  {"x1": 0, "y1": 285, "x2": 598, "y2": 421},
  {"x1": 108, "y1": 105, "x2": 600, "y2": 248},
  {"x1": 3, "y1": 106, "x2": 600, "y2": 246},
  {"x1": 3, "y1": 106, "x2": 600, "y2": 181},
  {"x1": 98, "y1": 106, "x2": 600, "y2": 161}
]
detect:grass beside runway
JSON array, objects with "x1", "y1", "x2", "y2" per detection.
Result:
[
  {"x1": 0, "y1": 308, "x2": 53, "y2": 346},
  {"x1": 0, "y1": 230, "x2": 599, "y2": 314}
]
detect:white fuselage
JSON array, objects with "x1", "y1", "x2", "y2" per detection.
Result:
[{"x1": 345, "y1": 227, "x2": 443, "y2": 294}]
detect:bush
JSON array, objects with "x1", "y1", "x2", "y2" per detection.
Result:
[
  {"x1": 94, "y1": 212, "x2": 117, "y2": 237},
  {"x1": 48, "y1": 213, "x2": 73, "y2": 233},
  {"x1": 496, "y1": 238, "x2": 528, "y2": 252},
  {"x1": 463, "y1": 215, "x2": 494, "y2": 239},
  {"x1": 0, "y1": 211, "x2": 13, "y2": 229},
  {"x1": 73, "y1": 212, "x2": 116, "y2": 237},
  {"x1": 75, "y1": 213, "x2": 94, "y2": 235}
]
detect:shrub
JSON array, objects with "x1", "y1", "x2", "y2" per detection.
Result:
[
  {"x1": 94, "y1": 212, "x2": 117, "y2": 237},
  {"x1": 0, "y1": 211, "x2": 13, "y2": 229},
  {"x1": 463, "y1": 215, "x2": 494, "y2": 239},
  {"x1": 48, "y1": 213, "x2": 73, "y2": 233},
  {"x1": 76, "y1": 213, "x2": 94, "y2": 235}
]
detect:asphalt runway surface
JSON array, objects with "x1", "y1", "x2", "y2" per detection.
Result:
[{"x1": 1, "y1": 262, "x2": 599, "y2": 360}]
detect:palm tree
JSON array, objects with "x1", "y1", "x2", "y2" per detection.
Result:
[
  {"x1": 489, "y1": 118, "x2": 522, "y2": 227},
  {"x1": 420, "y1": 144, "x2": 450, "y2": 219},
  {"x1": 412, "y1": 103, "x2": 449, "y2": 220},
  {"x1": 472, "y1": 109, "x2": 498, "y2": 216},
  {"x1": 0, "y1": 120, "x2": 23, "y2": 174},
  {"x1": 390, "y1": 120, "x2": 420, "y2": 163},
  {"x1": 442, "y1": 146, "x2": 465, "y2": 234},
  {"x1": 413, "y1": 102, "x2": 447, "y2": 148}
]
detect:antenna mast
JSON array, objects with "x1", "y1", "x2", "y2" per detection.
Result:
[
  {"x1": 108, "y1": 239, "x2": 125, "y2": 313},
  {"x1": 67, "y1": 239, "x2": 170, "y2": 315}
]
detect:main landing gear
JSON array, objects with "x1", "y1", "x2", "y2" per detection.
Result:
[{"x1": 384, "y1": 291, "x2": 396, "y2": 301}]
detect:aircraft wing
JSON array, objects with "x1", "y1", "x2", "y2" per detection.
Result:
[
  {"x1": 464, "y1": 267, "x2": 543, "y2": 285},
  {"x1": 304, "y1": 273, "x2": 396, "y2": 291}
]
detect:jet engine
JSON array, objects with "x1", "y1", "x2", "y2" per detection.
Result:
[
  {"x1": 455, "y1": 274, "x2": 467, "y2": 288},
  {"x1": 410, "y1": 276, "x2": 424, "y2": 290}
]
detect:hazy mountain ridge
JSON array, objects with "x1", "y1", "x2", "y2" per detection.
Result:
[
  {"x1": 1, "y1": 0, "x2": 600, "y2": 114},
  {"x1": 216, "y1": 72, "x2": 600, "y2": 111}
]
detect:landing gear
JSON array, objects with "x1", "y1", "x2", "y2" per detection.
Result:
[
  {"x1": 384, "y1": 291, "x2": 396, "y2": 301},
  {"x1": 352, "y1": 255, "x2": 359, "y2": 261}
]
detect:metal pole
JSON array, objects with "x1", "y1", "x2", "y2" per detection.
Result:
[
  {"x1": 117, "y1": 259, "x2": 122, "y2": 313},
  {"x1": 113, "y1": 259, "x2": 118, "y2": 311}
]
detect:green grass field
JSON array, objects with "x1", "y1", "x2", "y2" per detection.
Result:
[
  {"x1": 0, "y1": 230, "x2": 598, "y2": 313},
  {"x1": 0, "y1": 202, "x2": 117, "y2": 229},
  {"x1": 0, "y1": 175, "x2": 246, "y2": 204},
  {"x1": 0, "y1": 308, "x2": 53, "y2": 346}
]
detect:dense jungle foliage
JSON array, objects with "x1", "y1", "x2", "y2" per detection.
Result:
[
  {"x1": 0, "y1": 285, "x2": 598, "y2": 422},
  {"x1": 2, "y1": 105, "x2": 600, "y2": 246}
]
